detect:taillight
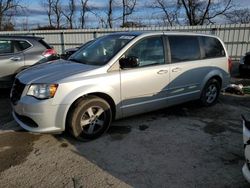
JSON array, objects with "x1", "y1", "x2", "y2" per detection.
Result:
[
  {"x1": 228, "y1": 57, "x2": 233, "y2": 73},
  {"x1": 42, "y1": 48, "x2": 57, "y2": 57}
]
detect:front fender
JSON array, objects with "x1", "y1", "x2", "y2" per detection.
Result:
[
  {"x1": 61, "y1": 84, "x2": 120, "y2": 106},
  {"x1": 52, "y1": 73, "x2": 121, "y2": 127}
]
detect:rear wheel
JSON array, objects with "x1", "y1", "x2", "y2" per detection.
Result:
[
  {"x1": 67, "y1": 96, "x2": 112, "y2": 141},
  {"x1": 200, "y1": 79, "x2": 221, "y2": 106}
]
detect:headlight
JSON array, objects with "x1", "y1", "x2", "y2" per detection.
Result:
[{"x1": 27, "y1": 84, "x2": 58, "y2": 99}]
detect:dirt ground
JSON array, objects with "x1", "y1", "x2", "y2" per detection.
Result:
[{"x1": 0, "y1": 67, "x2": 250, "y2": 187}]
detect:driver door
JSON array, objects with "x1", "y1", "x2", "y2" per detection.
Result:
[{"x1": 120, "y1": 36, "x2": 170, "y2": 117}]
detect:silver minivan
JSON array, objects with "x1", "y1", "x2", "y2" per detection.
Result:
[{"x1": 11, "y1": 32, "x2": 231, "y2": 140}]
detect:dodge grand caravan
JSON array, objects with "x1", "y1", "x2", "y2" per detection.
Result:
[{"x1": 11, "y1": 32, "x2": 231, "y2": 140}]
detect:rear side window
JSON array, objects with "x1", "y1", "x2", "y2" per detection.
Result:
[
  {"x1": 15, "y1": 40, "x2": 32, "y2": 51},
  {"x1": 17, "y1": 40, "x2": 31, "y2": 50},
  {"x1": 0, "y1": 40, "x2": 13, "y2": 54},
  {"x1": 201, "y1": 36, "x2": 225, "y2": 58},
  {"x1": 168, "y1": 36, "x2": 201, "y2": 63}
]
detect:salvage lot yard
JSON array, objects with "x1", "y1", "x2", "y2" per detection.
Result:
[{"x1": 1, "y1": 77, "x2": 250, "y2": 187}]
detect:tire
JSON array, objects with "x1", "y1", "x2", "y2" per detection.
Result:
[
  {"x1": 67, "y1": 96, "x2": 112, "y2": 141},
  {"x1": 200, "y1": 79, "x2": 221, "y2": 106}
]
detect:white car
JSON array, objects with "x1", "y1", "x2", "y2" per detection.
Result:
[{"x1": 242, "y1": 115, "x2": 250, "y2": 183}]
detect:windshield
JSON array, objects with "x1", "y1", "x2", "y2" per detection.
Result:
[{"x1": 69, "y1": 34, "x2": 135, "y2": 66}]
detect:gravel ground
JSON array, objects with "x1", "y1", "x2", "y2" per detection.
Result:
[{"x1": 0, "y1": 71, "x2": 250, "y2": 187}]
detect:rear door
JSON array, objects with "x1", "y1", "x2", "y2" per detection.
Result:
[
  {"x1": 120, "y1": 35, "x2": 170, "y2": 117},
  {"x1": 167, "y1": 35, "x2": 209, "y2": 102},
  {"x1": 0, "y1": 39, "x2": 24, "y2": 81}
]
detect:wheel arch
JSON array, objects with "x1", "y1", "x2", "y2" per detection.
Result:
[
  {"x1": 209, "y1": 75, "x2": 222, "y2": 88},
  {"x1": 65, "y1": 92, "x2": 116, "y2": 131},
  {"x1": 201, "y1": 72, "x2": 223, "y2": 93}
]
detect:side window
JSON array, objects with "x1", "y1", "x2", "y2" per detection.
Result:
[
  {"x1": 168, "y1": 36, "x2": 201, "y2": 63},
  {"x1": 125, "y1": 36, "x2": 165, "y2": 67},
  {"x1": 15, "y1": 40, "x2": 32, "y2": 52},
  {"x1": 0, "y1": 40, "x2": 13, "y2": 54},
  {"x1": 201, "y1": 36, "x2": 225, "y2": 58},
  {"x1": 17, "y1": 41, "x2": 32, "y2": 50}
]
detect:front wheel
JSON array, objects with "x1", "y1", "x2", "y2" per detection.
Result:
[
  {"x1": 200, "y1": 79, "x2": 221, "y2": 106},
  {"x1": 67, "y1": 96, "x2": 112, "y2": 141}
]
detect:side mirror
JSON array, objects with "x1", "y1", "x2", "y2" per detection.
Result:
[{"x1": 119, "y1": 56, "x2": 139, "y2": 69}]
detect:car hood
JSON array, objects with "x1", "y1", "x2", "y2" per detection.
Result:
[{"x1": 17, "y1": 59, "x2": 98, "y2": 84}]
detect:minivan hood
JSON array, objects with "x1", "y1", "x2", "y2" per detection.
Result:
[{"x1": 17, "y1": 59, "x2": 98, "y2": 84}]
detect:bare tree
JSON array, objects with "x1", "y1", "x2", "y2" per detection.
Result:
[
  {"x1": 0, "y1": 0, "x2": 23, "y2": 30},
  {"x1": 151, "y1": 0, "x2": 180, "y2": 26},
  {"x1": 179, "y1": 0, "x2": 232, "y2": 25},
  {"x1": 52, "y1": 0, "x2": 63, "y2": 29},
  {"x1": 107, "y1": 0, "x2": 113, "y2": 28},
  {"x1": 79, "y1": 0, "x2": 89, "y2": 28},
  {"x1": 21, "y1": 16, "x2": 29, "y2": 30},
  {"x1": 88, "y1": 0, "x2": 115, "y2": 28},
  {"x1": 88, "y1": 9, "x2": 108, "y2": 28},
  {"x1": 62, "y1": 0, "x2": 76, "y2": 29},
  {"x1": 225, "y1": 8, "x2": 250, "y2": 24},
  {"x1": 41, "y1": 0, "x2": 53, "y2": 27},
  {"x1": 122, "y1": 0, "x2": 137, "y2": 26}
]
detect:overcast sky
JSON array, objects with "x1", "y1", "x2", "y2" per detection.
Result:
[{"x1": 13, "y1": 0, "x2": 250, "y2": 29}]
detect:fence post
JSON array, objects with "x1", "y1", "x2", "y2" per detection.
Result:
[
  {"x1": 211, "y1": 28, "x2": 217, "y2": 35},
  {"x1": 93, "y1": 31, "x2": 97, "y2": 39},
  {"x1": 60, "y1": 32, "x2": 65, "y2": 54}
]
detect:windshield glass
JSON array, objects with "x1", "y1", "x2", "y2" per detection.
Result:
[{"x1": 69, "y1": 34, "x2": 135, "y2": 66}]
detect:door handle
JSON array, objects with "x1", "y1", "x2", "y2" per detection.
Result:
[
  {"x1": 157, "y1": 70, "x2": 168, "y2": 74},
  {"x1": 10, "y1": 57, "x2": 21, "y2": 61},
  {"x1": 172, "y1": 67, "x2": 182, "y2": 72}
]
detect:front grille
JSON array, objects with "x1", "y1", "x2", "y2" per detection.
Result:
[
  {"x1": 11, "y1": 79, "x2": 25, "y2": 105},
  {"x1": 15, "y1": 112, "x2": 38, "y2": 128}
]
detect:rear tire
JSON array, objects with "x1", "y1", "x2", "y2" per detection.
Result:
[
  {"x1": 67, "y1": 96, "x2": 112, "y2": 141},
  {"x1": 200, "y1": 79, "x2": 221, "y2": 106}
]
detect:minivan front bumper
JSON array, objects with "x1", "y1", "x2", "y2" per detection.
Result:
[{"x1": 12, "y1": 96, "x2": 68, "y2": 133}]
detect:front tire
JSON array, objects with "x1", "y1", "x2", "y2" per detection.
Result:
[
  {"x1": 200, "y1": 79, "x2": 221, "y2": 106},
  {"x1": 67, "y1": 96, "x2": 112, "y2": 141}
]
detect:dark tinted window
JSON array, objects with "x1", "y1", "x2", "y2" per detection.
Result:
[
  {"x1": 18, "y1": 41, "x2": 31, "y2": 50},
  {"x1": 125, "y1": 36, "x2": 165, "y2": 67},
  {"x1": 169, "y1": 36, "x2": 201, "y2": 63},
  {"x1": 15, "y1": 40, "x2": 32, "y2": 51},
  {"x1": 201, "y1": 36, "x2": 225, "y2": 58},
  {"x1": 0, "y1": 40, "x2": 13, "y2": 54}
]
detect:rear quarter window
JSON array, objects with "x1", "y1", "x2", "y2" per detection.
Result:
[
  {"x1": 15, "y1": 40, "x2": 32, "y2": 51},
  {"x1": 168, "y1": 36, "x2": 201, "y2": 63},
  {"x1": 201, "y1": 36, "x2": 225, "y2": 58}
]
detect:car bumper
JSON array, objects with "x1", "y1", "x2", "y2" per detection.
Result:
[{"x1": 12, "y1": 96, "x2": 69, "y2": 133}]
